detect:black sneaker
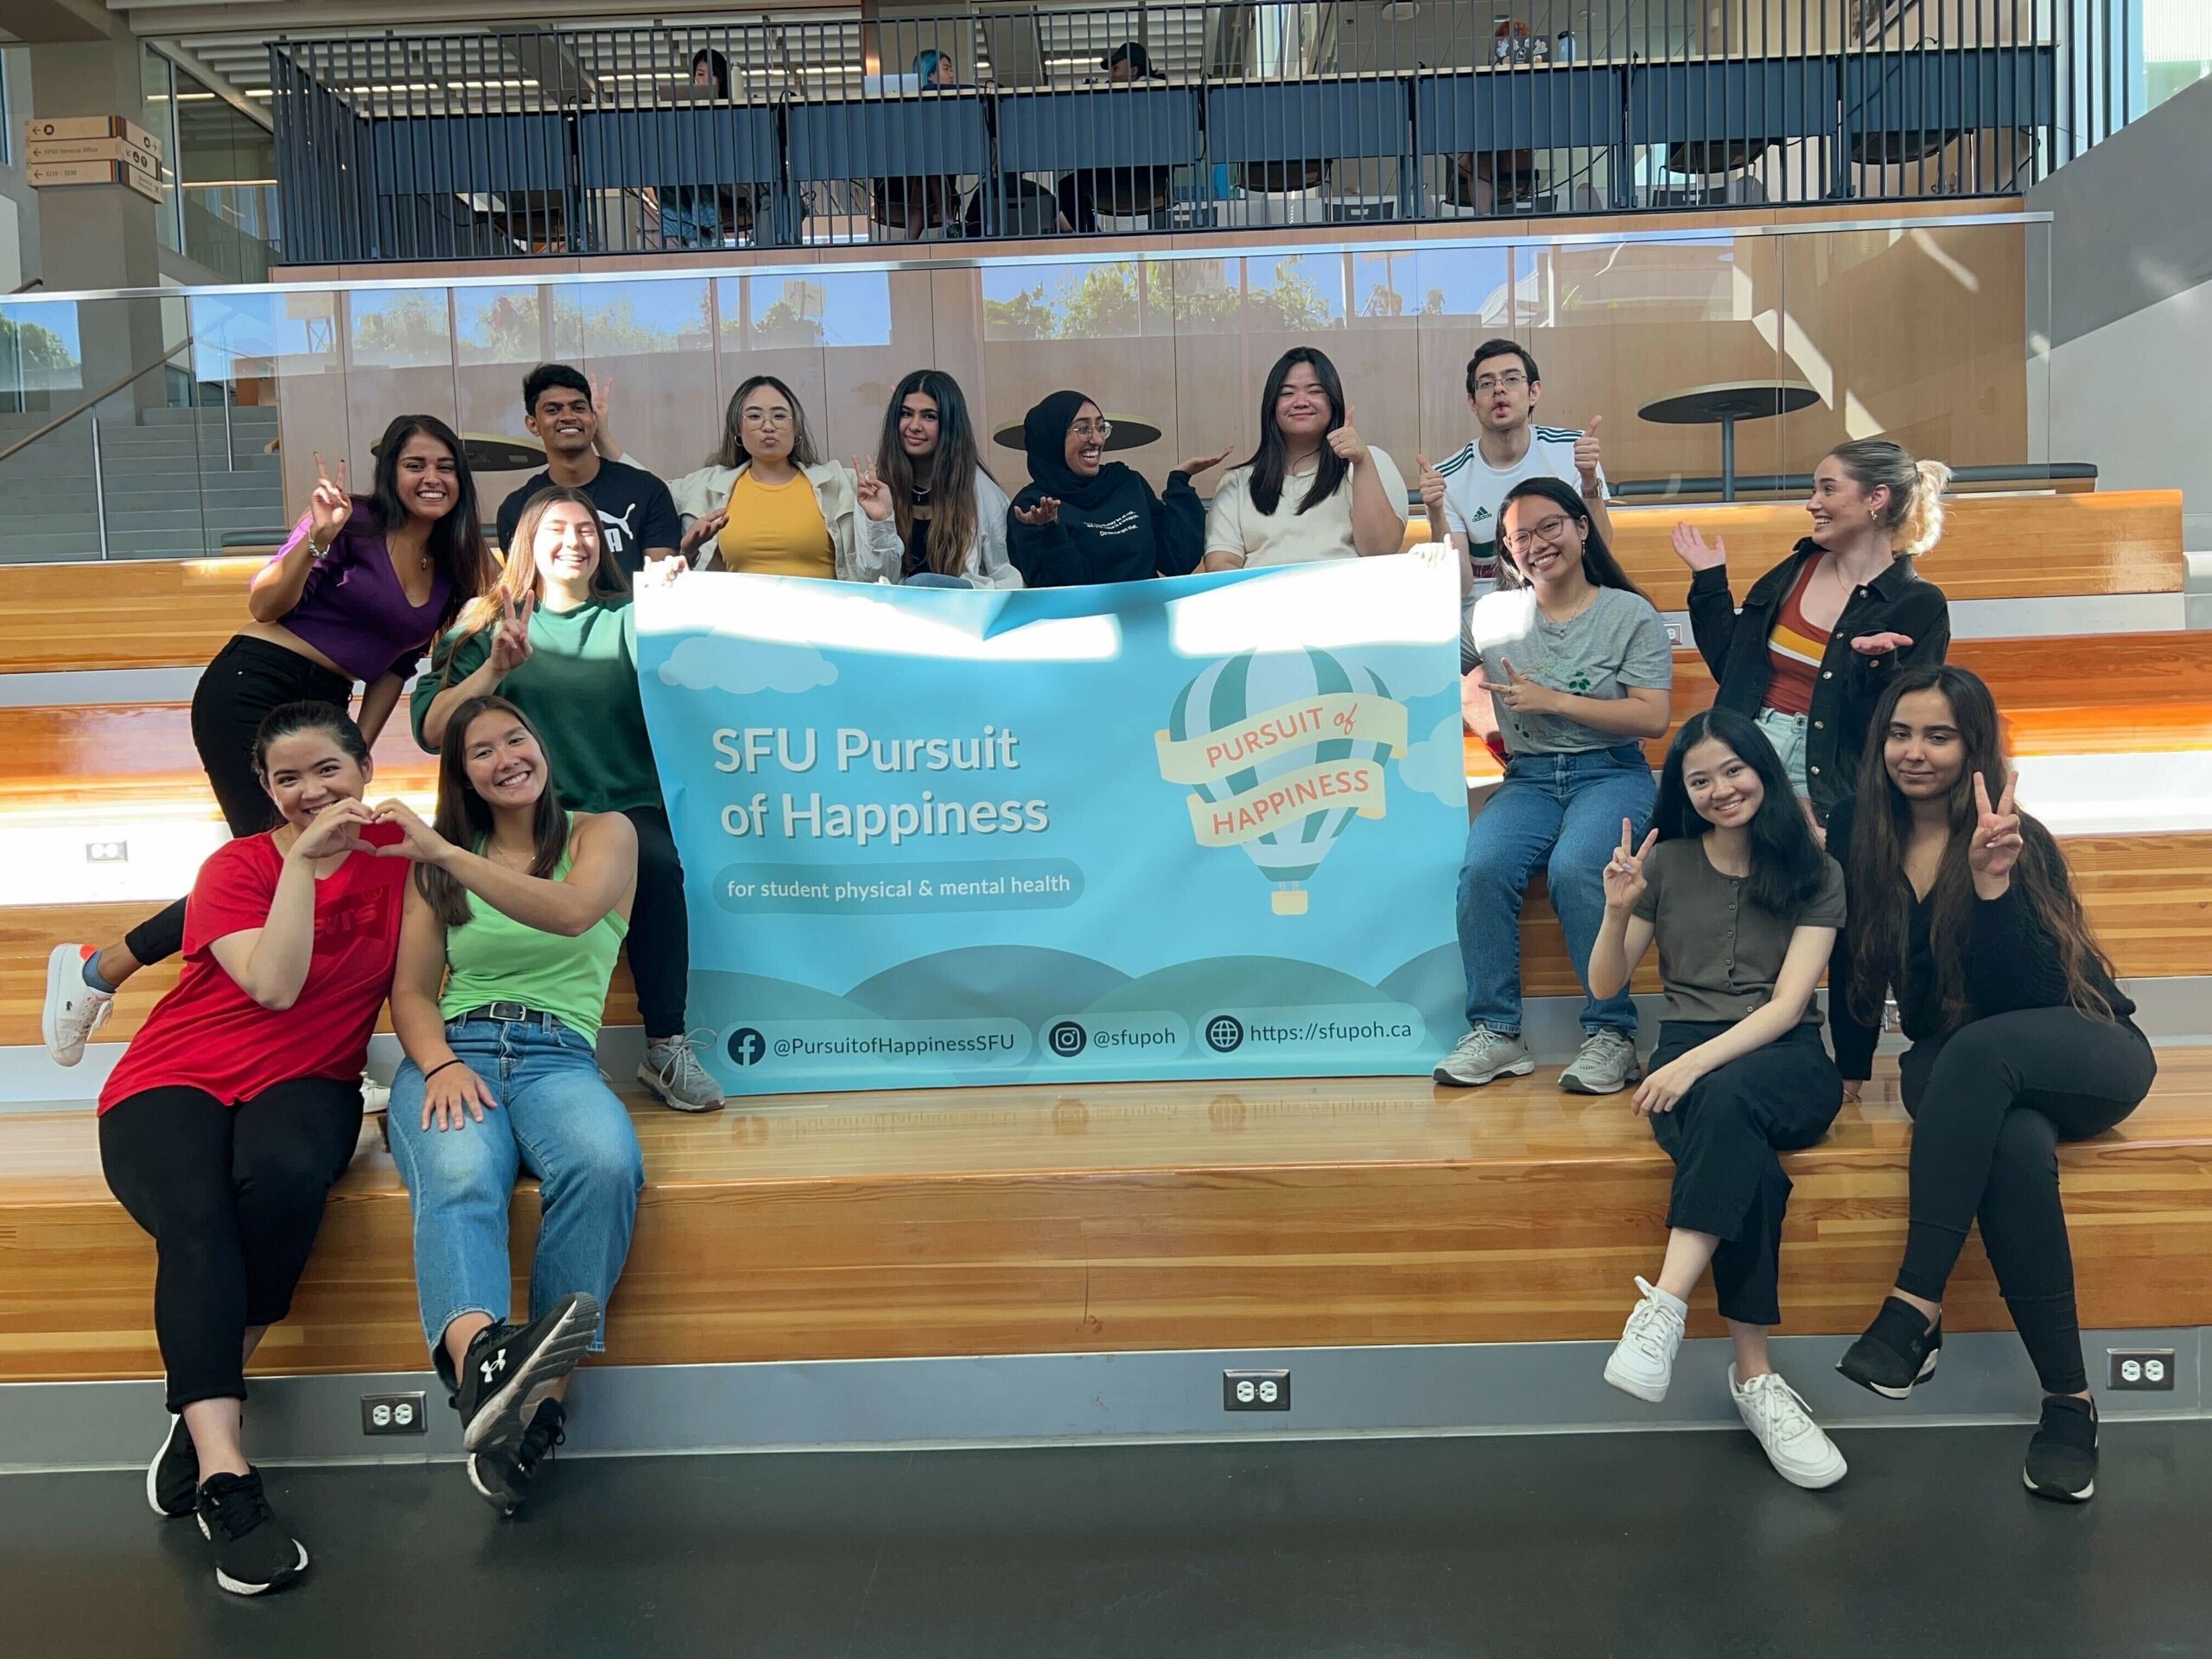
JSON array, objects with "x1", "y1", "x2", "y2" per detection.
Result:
[
  {"x1": 451, "y1": 1294, "x2": 599, "y2": 1453},
  {"x1": 1837, "y1": 1296, "x2": 1943, "y2": 1399},
  {"x1": 148, "y1": 1414, "x2": 198, "y2": 1519},
  {"x1": 195, "y1": 1470, "x2": 308, "y2": 1596},
  {"x1": 467, "y1": 1397, "x2": 568, "y2": 1517},
  {"x1": 2024, "y1": 1395, "x2": 2098, "y2": 1503}
]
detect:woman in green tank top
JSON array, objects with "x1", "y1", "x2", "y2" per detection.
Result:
[{"x1": 376, "y1": 693, "x2": 644, "y2": 1518}]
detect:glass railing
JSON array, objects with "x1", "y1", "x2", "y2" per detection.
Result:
[{"x1": 0, "y1": 208, "x2": 2052, "y2": 563}]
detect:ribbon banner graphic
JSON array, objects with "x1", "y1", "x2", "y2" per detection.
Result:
[{"x1": 636, "y1": 556, "x2": 1468, "y2": 1096}]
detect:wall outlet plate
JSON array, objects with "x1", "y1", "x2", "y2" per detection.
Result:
[
  {"x1": 2107, "y1": 1349, "x2": 2176, "y2": 1391},
  {"x1": 360, "y1": 1391, "x2": 429, "y2": 1434},
  {"x1": 85, "y1": 841, "x2": 128, "y2": 862},
  {"x1": 1223, "y1": 1369, "x2": 1290, "y2": 1411}
]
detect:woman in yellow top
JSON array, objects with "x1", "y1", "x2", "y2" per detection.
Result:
[{"x1": 611, "y1": 376, "x2": 899, "y2": 580}]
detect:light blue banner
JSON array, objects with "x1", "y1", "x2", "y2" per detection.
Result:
[{"x1": 634, "y1": 556, "x2": 1468, "y2": 1096}]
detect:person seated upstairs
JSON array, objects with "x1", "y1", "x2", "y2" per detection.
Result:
[
  {"x1": 495, "y1": 364, "x2": 683, "y2": 576},
  {"x1": 1006, "y1": 390, "x2": 1225, "y2": 587}
]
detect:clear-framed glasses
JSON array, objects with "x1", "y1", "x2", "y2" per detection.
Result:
[
  {"x1": 742, "y1": 406, "x2": 794, "y2": 428},
  {"x1": 1068, "y1": 419, "x2": 1113, "y2": 442},
  {"x1": 1504, "y1": 514, "x2": 1574, "y2": 552},
  {"x1": 1473, "y1": 372, "x2": 1529, "y2": 395}
]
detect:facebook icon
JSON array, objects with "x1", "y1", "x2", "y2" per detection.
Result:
[{"x1": 727, "y1": 1027, "x2": 766, "y2": 1066}]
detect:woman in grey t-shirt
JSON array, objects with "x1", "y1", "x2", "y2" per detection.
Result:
[
  {"x1": 1586, "y1": 706, "x2": 1849, "y2": 1490},
  {"x1": 1435, "y1": 477, "x2": 1673, "y2": 1096}
]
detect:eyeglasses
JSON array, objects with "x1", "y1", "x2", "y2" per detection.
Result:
[
  {"x1": 1504, "y1": 514, "x2": 1575, "y2": 551},
  {"x1": 1068, "y1": 419, "x2": 1113, "y2": 442},
  {"x1": 1473, "y1": 372, "x2": 1529, "y2": 394},
  {"x1": 742, "y1": 407, "x2": 794, "y2": 428}
]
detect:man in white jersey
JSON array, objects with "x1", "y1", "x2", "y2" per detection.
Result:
[{"x1": 1418, "y1": 339, "x2": 1612, "y2": 598}]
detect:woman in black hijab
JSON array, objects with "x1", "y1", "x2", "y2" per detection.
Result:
[{"x1": 1007, "y1": 390, "x2": 1229, "y2": 587}]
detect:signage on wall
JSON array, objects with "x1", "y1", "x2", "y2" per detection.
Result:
[{"x1": 22, "y1": 117, "x2": 166, "y2": 203}]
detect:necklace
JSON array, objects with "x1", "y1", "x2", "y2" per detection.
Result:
[{"x1": 1537, "y1": 586, "x2": 1598, "y2": 628}]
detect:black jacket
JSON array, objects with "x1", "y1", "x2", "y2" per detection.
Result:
[
  {"x1": 1824, "y1": 797, "x2": 2136, "y2": 1080},
  {"x1": 1687, "y1": 542, "x2": 1948, "y2": 823},
  {"x1": 1007, "y1": 469, "x2": 1204, "y2": 588}
]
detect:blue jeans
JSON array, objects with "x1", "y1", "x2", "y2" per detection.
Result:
[
  {"x1": 1754, "y1": 707, "x2": 1812, "y2": 801},
  {"x1": 387, "y1": 1017, "x2": 645, "y2": 1357},
  {"x1": 1457, "y1": 743, "x2": 1656, "y2": 1037}
]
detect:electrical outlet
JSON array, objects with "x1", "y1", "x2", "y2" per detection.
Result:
[
  {"x1": 2107, "y1": 1349, "x2": 2176, "y2": 1391},
  {"x1": 86, "y1": 840, "x2": 128, "y2": 863},
  {"x1": 1224, "y1": 1369, "x2": 1290, "y2": 1411},
  {"x1": 360, "y1": 1391, "x2": 429, "y2": 1434}
]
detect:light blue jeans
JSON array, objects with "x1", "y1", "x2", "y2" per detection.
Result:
[
  {"x1": 1755, "y1": 706, "x2": 1812, "y2": 801},
  {"x1": 1457, "y1": 743, "x2": 1656, "y2": 1037},
  {"x1": 386, "y1": 1016, "x2": 645, "y2": 1357}
]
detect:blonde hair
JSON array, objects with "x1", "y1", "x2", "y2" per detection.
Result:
[{"x1": 1827, "y1": 439, "x2": 1951, "y2": 557}]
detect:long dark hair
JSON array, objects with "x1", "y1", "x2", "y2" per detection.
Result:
[
  {"x1": 1845, "y1": 664, "x2": 2118, "y2": 1029},
  {"x1": 1497, "y1": 477, "x2": 1650, "y2": 602},
  {"x1": 1243, "y1": 346, "x2": 1350, "y2": 517},
  {"x1": 415, "y1": 694, "x2": 569, "y2": 928},
  {"x1": 876, "y1": 369, "x2": 991, "y2": 579},
  {"x1": 723, "y1": 374, "x2": 820, "y2": 469},
  {"x1": 251, "y1": 700, "x2": 372, "y2": 783},
  {"x1": 370, "y1": 414, "x2": 493, "y2": 628},
  {"x1": 1652, "y1": 708, "x2": 1827, "y2": 918}
]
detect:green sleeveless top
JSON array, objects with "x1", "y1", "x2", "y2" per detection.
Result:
[{"x1": 439, "y1": 815, "x2": 629, "y2": 1042}]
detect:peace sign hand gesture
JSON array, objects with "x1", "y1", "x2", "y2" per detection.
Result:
[
  {"x1": 854, "y1": 456, "x2": 893, "y2": 523},
  {"x1": 307, "y1": 451, "x2": 352, "y2": 549},
  {"x1": 1603, "y1": 818, "x2": 1660, "y2": 912},
  {"x1": 1967, "y1": 770, "x2": 2024, "y2": 898},
  {"x1": 1492, "y1": 658, "x2": 1561, "y2": 717},
  {"x1": 488, "y1": 589, "x2": 535, "y2": 678}
]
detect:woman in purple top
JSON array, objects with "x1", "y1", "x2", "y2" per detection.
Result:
[{"x1": 41, "y1": 414, "x2": 493, "y2": 1066}]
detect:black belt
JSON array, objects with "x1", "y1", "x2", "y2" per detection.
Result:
[{"x1": 454, "y1": 1001, "x2": 565, "y2": 1033}]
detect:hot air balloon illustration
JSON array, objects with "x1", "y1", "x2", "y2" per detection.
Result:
[{"x1": 1160, "y1": 648, "x2": 1405, "y2": 915}]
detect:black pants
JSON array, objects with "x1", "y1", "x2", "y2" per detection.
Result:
[
  {"x1": 99, "y1": 1078, "x2": 365, "y2": 1412},
  {"x1": 622, "y1": 804, "x2": 688, "y2": 1040},
  {"x1": 123, "y1": 637, "x2": 353, "y2": 967},
  {"x1": 1896, "y1": 1009, "x2": 2156, "y2": 1395},
  {"x1": 1647, "y1": 1020, "x2": 1843, "y2": 1327}
]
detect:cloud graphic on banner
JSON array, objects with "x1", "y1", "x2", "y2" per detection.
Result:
[
  {"x1": 658, "y1": 637, "x2": 837, "y2": 696},
  {"x1": 1398, "y1": 712, "x2": 1471, "y2": 807}
]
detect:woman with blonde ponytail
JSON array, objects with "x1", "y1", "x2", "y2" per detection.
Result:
[{"x1": 1669, "y1": 438, "x2": 1952, "y2": 827}]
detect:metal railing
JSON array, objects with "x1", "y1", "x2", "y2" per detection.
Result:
[{"x1": 269, "y1": 2, "x2": 2129, "y2": 262}]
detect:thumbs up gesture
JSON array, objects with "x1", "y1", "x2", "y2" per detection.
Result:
[
  {"x1": 1325, "y1": 405, "x2": 1370, "y2": 467},
  {"x1": 1573, "y1": 416, "x2": 1605, "y2": 486}
]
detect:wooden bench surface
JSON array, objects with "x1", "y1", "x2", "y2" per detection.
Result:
[
  {"x1": 3, "y1": 1050, "x2": 2207, "y2": 1377},
  {"x1": 0, "y1": 491, "x2": 2185, "y2": 673}
]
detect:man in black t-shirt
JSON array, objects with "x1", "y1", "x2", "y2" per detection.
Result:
[{"x1": 496, "y1": 363, "x2": 682, "y2": 575}]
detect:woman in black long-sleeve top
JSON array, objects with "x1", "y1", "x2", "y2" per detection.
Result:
[
  {"x1": 1670, "y1": 440, "x2": 1951, "y2": 828},
  {"x1": 1006, "y1": 390, "x2": 1227, "y2": 588},
  {"x1": 1827, "y1": 665, "x2": 2154, "y2": 1504}
]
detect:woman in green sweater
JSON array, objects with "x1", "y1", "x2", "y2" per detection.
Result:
[{"x1": 411, "y1": 485, "x2": 721, "y2": 1111}]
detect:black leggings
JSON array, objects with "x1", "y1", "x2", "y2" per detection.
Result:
[
  {"x1": 99, "y1": 1078, "x2": 365, "y2": 1412},
  {"x1": 123, "y1": 637, "x2": 353, "y2": 967},
  {"x1": 1647, "y1": 1020, "x2": 1843, "y2": 1327},
  {"x1": 1896, "y1": 1009, "x2": 2157, "y2": 1395},
  {"x1": 622, "y1": 804, "x2": 689, "y2": 1040}
]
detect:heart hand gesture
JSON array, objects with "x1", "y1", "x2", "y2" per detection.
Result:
[
  {"x1": 367, "y1": 798, "x2": 449, "y2": 863},
  {"x1": 1603, "y1": 817, "x2": 1659, "y2": 912},
  {"x1": 1967, "y1": 770, "x2": 2024, "y2": 897},
  {"x1": 1669, "y1": 522, "x2": 1726, "y2": 572},
  {"x1": 307, "y1": 451, "x2": 352, "y2": 549},
  {"x1": 488, "y1": 588, "x2": 535, "y2": 678},
  {"x1": 289, "y1": 798, "x2": 378, "y2": 862}
]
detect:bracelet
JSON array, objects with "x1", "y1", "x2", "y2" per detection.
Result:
[{"x1": 422, "y1": 1058, "x2": 465, "y2": 1082}]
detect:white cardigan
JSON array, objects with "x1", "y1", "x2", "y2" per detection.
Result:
[{"x1": 655, "y1": 454, "x2": 1019, "y2": 589}]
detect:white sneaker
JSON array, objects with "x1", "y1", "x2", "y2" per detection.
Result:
[
  {"x1": 1603, "y1": 1276, "x2": 1688, "y2": 1402},
  {"x1": 42, "y1": 944, "x2": 113, "y2": 1067},
  {"x1": 360, "y1": 1075, "x2": 391, "y2": 1114},
  {"x1": 639, "y1": 1032, "x2": 726, "y2": 1112},
  {"x1": 1732, "y1": 1365, "x2": 1847, "y2": 1490},
  {"x1": 1433, "y1": 1024, "x2": 1535, "y2": 1088}
]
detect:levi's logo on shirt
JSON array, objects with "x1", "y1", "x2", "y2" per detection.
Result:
[{"x1": 316, "y1": 886, "x2": 393, "y2": 945}]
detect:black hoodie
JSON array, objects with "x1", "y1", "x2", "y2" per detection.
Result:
[{"x1": 1007, "y1": 389, "x2": 1205, "y2": 587}]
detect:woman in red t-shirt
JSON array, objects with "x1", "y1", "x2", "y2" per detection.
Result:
[{"x1": 99, "y1": 700, "x2": 410, "y2": 1597}]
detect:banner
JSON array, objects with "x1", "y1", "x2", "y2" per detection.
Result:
[{"x1": 635, "y1": 556, "x2": 1469, "y2": 1096}]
